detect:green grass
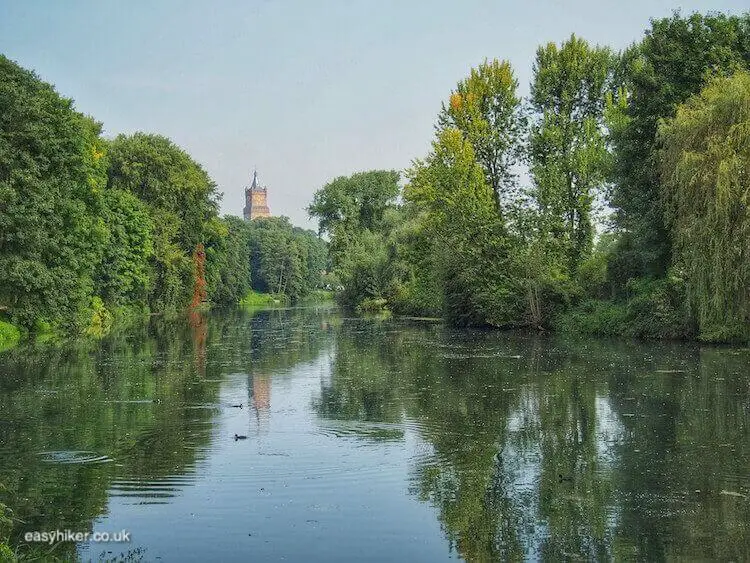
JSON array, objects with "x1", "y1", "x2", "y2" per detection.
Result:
[
  {"x1": 239, "y1": 290, "x2": 287, "y2": 308},
  {"x1": 0, "y1": 319, "x2": 21, "y2": 351}
]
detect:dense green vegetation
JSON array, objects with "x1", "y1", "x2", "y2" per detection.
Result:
[
  {"x1": 2, "y1": 9, "x2": 748, "y2": 344},
  {"x1": 0, "y1": 55, "x2": 326, "y2": 342},
  {"x1": 0, "y1": 320, "x2": 20, "y2": 351},
  {"x1": 310, "y1": 11, "x2": 750, "y2": 342}
]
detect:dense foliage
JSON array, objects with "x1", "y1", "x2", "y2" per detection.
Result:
[
  {"x1": 607, "y1": 12, "x2": 750, "y2": 280},
  {"x1": 659, "y1": 71, "x2": 750, "y2": 342},
  {"x1": 0, "y1": 55, "x2": 325, "y2": 339},
  {"x1": 0, "y1": 55, "x2": 109, "y2": 331},
  {"x1": 310, "y1": 11, "x2": 750, "y2": 342},
  {"x1": 3, "y1": 9, "x2": 749, "y2": 343},
  {"x1": 529, "y1": 35, "x2": 614, "y2": 272},
  {"x1": 246, "y1": 216, "x2": 327, "y2": 302},
  {"x1": 308, "y1": 170, "x2": 400, "y2": 310}
]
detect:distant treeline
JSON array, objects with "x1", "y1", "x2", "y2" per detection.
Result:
[
  {"x1": 0, "y1": 55, "x2": 326, "y2": 339},
  {"x1": 309, "y1": 11, "x2": 750, "y2": 343}
]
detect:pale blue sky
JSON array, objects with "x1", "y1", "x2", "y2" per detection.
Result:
[{"x1": 1, "y1": 0, "x2": 747, "y2": 228}]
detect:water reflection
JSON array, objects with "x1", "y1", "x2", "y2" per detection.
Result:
[
  {"x1": 315, "y1": 320, "x2": 750, "y2": 561},
  {"x1": 0, "y1": 308, "x2": 747, "y2": 561}
]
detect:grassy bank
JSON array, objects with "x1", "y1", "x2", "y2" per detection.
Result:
[{"x1": 239, "y1": 290, "x2": 288, "y2": 308}]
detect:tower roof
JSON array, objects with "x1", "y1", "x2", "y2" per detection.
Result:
[{"x1": 251, "y1": 169, "x2": 258, "y2": 190}]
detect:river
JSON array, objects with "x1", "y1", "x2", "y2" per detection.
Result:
[{"x1": 0, "y1": 305, "x2": 748, "y2": 561}]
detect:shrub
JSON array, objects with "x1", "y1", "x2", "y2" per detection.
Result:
[{"x1": 0, "y1": 320, "x2": 21, "y2": 350}]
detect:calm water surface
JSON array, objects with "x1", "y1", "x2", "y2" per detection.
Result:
[{"x1": 0, "y1": 306, "x2": 748, "y2": 561}]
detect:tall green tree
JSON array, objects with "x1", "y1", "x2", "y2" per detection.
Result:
[
  {"x1": 246, "y1": 217, "x2": 323, "y2": 302},
  {"x1": 405, "y1": 128, "x2": 523, "y2": 326},
  {"x1": 106, "y1": 133, "x2": 220, "y2": 312},
  {"x1": 95, "y1": 188, "x2": 154, "y2": 306},
  {"x1": 293, "y1": 226, "x2": 328, "y2": 292},
  {"x1": 0, "y1": 55, "x2": 109, "y2": 330},
  {"x1": 659, "y1": 71, "x2": 750, "y2": 342},
  {"x1": 308, "y1": 170, "x2": 399, "y2": 308},
  {"x1": 205, "y1": 216, "x2": 253, "y2": 306},
  {"x1": 608, "y1": 12, "x2": 750, "y2": 279},
  {"x1": 106, "y1": 133, "x2": 219, "y2": 252},
  {"x1": 437, "y1": 59, "x2": 525, "y2": 212},
  {"x1": 307, "y1": 170, "x2": 400, "y2": 238},
  {"x1": 530, "y1": 35, "x2": 613, "y2": 272}
]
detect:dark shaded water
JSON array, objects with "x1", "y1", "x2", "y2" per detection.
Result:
[{"x1": 0, "y1": 306, "x2": 748, "y2": 561}]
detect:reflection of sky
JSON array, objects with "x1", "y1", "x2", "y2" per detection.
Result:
[
  {"x1": 86, "y1": 350, "x2": 451, "y2": 562},
  {"x1": 595, "y1": 395, "x2": 625, "y2": 465},
  {"x1": 500, "y1": 387, "x2": 625, "y2": 558}
]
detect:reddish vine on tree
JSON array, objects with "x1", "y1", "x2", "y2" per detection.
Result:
[{"x1": 191, "y1": 243, "x2": 207, "y2": 308}]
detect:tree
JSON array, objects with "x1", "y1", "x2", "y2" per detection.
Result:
[
  {"x1": 95, "y1": 188, "x2": 154, "y2": 306},
  {"x1": 205, "y1": 216, "x2": 252, "y2": 306},
  {"x1": 659, "y1": 71, "x2": 750, "y2": 341},
  {"x1": 405, "y1": 128, "x2": 523, "y2": 326},
  {"x1": 245, "y1": 217, "x2": 322, "y2": 302},
  {"x1": 437, "y1": 59, "x2": 525, "y2": 212},
  {"x1": 106, "y1": 133, "x2": 220, "y2": 312},
  {"x1": 307, "y1": 170, "x2": 399, "y2": 239},
  {"x1": 0, "y1": 55, "x2": 109, "y2": 330},
  {"x1": 293, "y1": 226, "x2": 328, "y2": 292},
  {"x1": 308, "y1": 171, "x2": 400, "y2": 308},
  {"x1": 608, "y1": 12, "x2": 750, "y2": 278},
  {"x1": 106, "y1": 133, "x2": 219, "y2": 252},
  {"x1": 529, "y1": 35, "x2": 614, "y2": 273}
]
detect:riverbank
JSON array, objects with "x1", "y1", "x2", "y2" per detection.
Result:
[{"x1": 0, "y1": 291, "x2": 338, "y2": 353}]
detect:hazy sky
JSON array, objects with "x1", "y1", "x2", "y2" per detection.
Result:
[{"x1": 1, "y1": 1, "x2": 747, "y2": 229}]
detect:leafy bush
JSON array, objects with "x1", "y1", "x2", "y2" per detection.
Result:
[
  {"x1": 355, "y1": 297, "x2": 389, "y2": 314},
  {"x1": 622, "y1": 277, "x2": 693, "y2": 339},
  {"x1": 0, "y1": 320, "x2": 21, "y2": 350},
  {"x1": 85, "y1": 297, "x2": 113, "y2": 338},
  {"x1": 555, "y1": 300, "x2": 628, "y2": 336},
  {"x1": 558, "y1": 276, "x2": 694, "y2": 340}
]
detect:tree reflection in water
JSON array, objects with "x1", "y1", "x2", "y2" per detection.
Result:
[
  {"x1": 0, "y1": 309, "x2": 747, "y2": 561},
  {"x1": 314, "y1": 318, "x2": 750, "y2": 561}
]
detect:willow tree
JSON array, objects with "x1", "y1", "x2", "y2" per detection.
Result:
[
  {"x1": 530, "y1": 35, "x2": 613, "y2": 272},
  {"x1": 437, "y1": 59, "x2": 525, "y2": 213},
  {"x1": 660, "y1": 72, "x2": 750, "y2": 341}
]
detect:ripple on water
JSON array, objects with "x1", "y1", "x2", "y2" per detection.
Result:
[
  {"x1": 315, "y1": 420, "x2": 405, "y2": 442},
  {"x1": 109, "y1": 476, "x2": 197, "y2": 503},
  {"x1": 39, "y1": 451, "x2": 114, "y2": 465}
]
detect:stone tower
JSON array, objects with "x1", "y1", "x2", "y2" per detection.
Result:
[{"x1": 243, "y1": 170, "x2": 271, "y2": 220}]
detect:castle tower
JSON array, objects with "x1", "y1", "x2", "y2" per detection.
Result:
[{"x1": 243, "y1": 170, "x2": 271, "y2": 220}]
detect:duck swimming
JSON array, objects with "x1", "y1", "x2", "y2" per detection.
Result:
[
  {"x1": 230, "y1": 403, "x2": 243, "y2": 408},
  {"x1": 234, "y1": 434, "x2": 248, "y2": 440}
]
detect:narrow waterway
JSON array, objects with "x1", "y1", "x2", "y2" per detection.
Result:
[{"x1": 0, "y1": 306, "x2": 748, "y2": 561}]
